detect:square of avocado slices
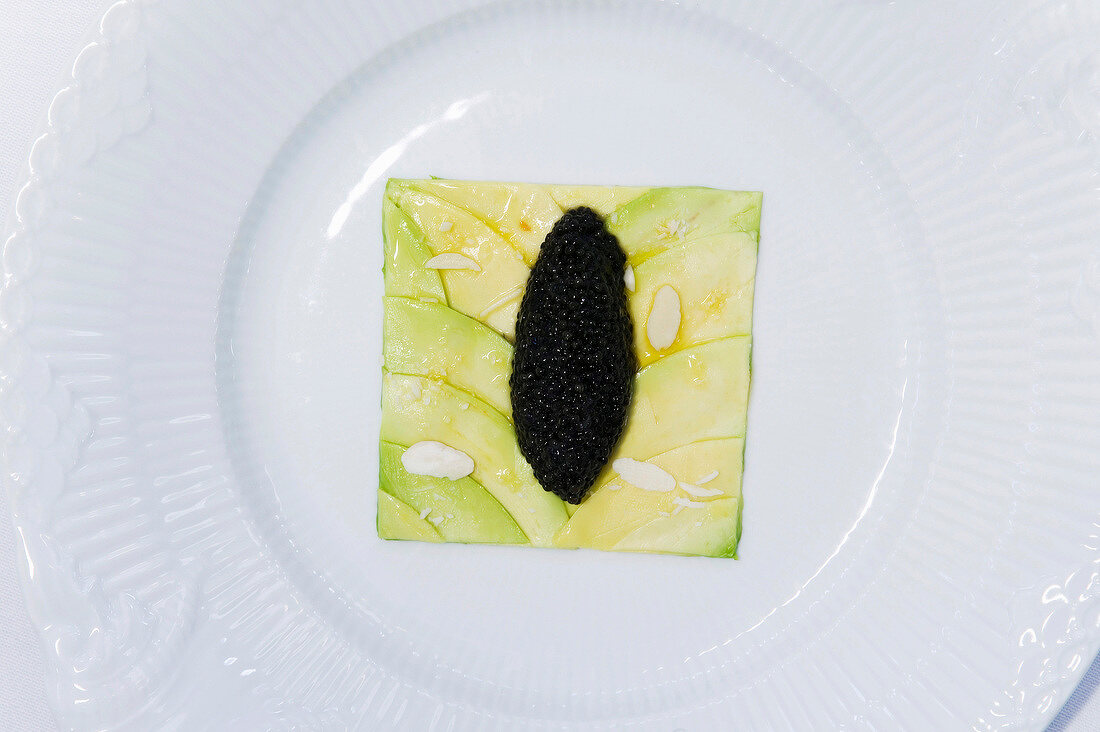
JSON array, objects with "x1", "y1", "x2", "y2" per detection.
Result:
[{"x1": 379, "y1": 179, "x2": 760, "y2": 558}]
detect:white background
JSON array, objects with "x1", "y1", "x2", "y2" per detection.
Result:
[{"x1": 0, "y1": 2, "x2": 1096, "y2": 730}]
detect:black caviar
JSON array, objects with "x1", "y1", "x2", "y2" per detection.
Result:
[{"x1": 510, "y1": 207, "x2": 636, "y2": 504}]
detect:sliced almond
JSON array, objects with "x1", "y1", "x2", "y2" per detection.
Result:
[
  {"x1": 401, "y1": 441, "x2": 475, "y2": 480},
  {"x1": 612, "y1": 458, "x2": 676, "y2": 492},
  {"x1": 696, "y1": 470, "x2": 719, "y2": 485},
  {"x1": 672, "y1": 496, "x2": 707, "y2": 509},
  {"x1": 679, "y1": 482, "x2": 723, "y2": 498},
  {"x1": 624, "y1": 264, "x2": 635, "y2": 292},
  {"x1": 659, "y1": 218, "x2": 692, "y2": 240},
  {"x1": 646, "y1": 285, "x2": 681, "y2": 350},
  {"x1": 424, "y1": 253, "x2": 480, "y2": 271}
]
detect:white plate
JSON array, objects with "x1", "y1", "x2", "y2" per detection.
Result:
[{"x1": 4, "y1": 0, "x2": 1099, "y2": 728}]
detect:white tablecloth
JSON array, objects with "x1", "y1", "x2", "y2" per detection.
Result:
[{"x1": 0, "y1": 3, "x2": 1097, "y2": 730}]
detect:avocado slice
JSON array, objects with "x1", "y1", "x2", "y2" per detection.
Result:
[
  {"x1": 555, "y1": 438, "x2": 744, "y2": 557},
  {"x1": 383, "y1": 197, "x2": 447, "y2": 303},
  {"x1": 611, "y1": 337, "x2": 751, "y2": 463},
  {"x1": 547, "y1": 184, "x2": 653, "y2": 216},
  {"x1": 608, "y1": 187, "x2": 762, "y2": 264},
  {"x1": 379, "y1": 441, "x2": 527, "y2": 544},
  {"x1": 379, "y1": 180, "x2": 760, "y2": 557},
  {"x1": 386, "y1": 180, "x2": 530, "y2": 339},
  {"x1": 377, "y1": 490, "x2": 442, "y2": 543},
  {"x1": 614, "y1": 493, "x2": 741, "y2": 558},
  {"x1": 629, "y1": 232, "x2": 757, "y2": 367},
  {"x1": 383, "y1": 296, "x2": 512, "y2": 416},
  {"x1": 381, "y1": 371, "x2": 568, "y2": 545},
  {"x1": 400, "y1": 179, "x2": 562, "y2": 265}
]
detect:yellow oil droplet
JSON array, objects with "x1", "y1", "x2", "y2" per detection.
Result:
[{"x1": 702, "y1": 288, "x2": 730, "y2": 318}]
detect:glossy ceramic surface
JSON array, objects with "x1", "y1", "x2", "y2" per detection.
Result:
[{"x1": 2, "y1": 0, "x2": 1098, "y2": 728}]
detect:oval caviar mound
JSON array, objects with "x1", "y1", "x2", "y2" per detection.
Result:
[{"x1": 510, "y1": 207, "x2": 636, "y2": 504}]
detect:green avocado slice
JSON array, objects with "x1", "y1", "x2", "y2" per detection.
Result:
[
  {"x1": 379, "y1": 441, "x2": 527, "y2": 545},
  {"x1": 383, "y1": 296, "x2": 512, "y2": 417},
  {"x1": 382, "y1": 197, "x2": 446, "y2": 303},
  {"x1": 608, "y1": 187, "x2": 762, "y2": 264},
  {"x1": 377, "y1": 490, "x2": 442, "y2": 543},
  {"x1": 380, "y1": 371, "x2": 568, "y2": 546}
]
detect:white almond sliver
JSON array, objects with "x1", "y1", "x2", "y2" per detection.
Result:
[
  {"x1": 672, "y1": 496, "x2": 707, "y2": 509},
  {"x1": 647, "y1": 285, "x2": 680, "y2": 350},
  {"x1": 401, "y1": 441, "x2": 475, "y2": 480},
  {"x1": 679, "y1": 482, "x2": 723, "y2": 498},
  {"x1": 438, "y1": 220, "x2": 453, "y2": 232},
  {"x1": 624, "y1": 264, "x2": 635, "y2": 292},
  {"x1": 612, "y1": 458, "x2": 676, "y2": 492},
  {"x1": 696, "y1": 470, "x2": 719, "y2": 485},
  {"x1": 424, "y1": 253, "x2": 481, "y2": 271}
]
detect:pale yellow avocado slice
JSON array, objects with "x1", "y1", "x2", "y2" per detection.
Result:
[
  {"x1": 548, "y1": 185, "x2": 652, "y2": 216},
  {"x1": 383, "y1": 296, "x2": 513, "y2": 416},
  {"x1": 380, "y1": 371, "x2": 568, "y2": 545},
  {"x1": 614, "y1": 494, "x2": 741, "y2": 558},
  {"x1": 379, "y1": 441, "x2": 527, "y2": 544},
  {"x1": 610, "y1": 337, "x2": 751, "y2": 465},
  {"x1": 629, "y1": 233, "x2": 758, "y2": 367},
  {"x1": 377, "y1": 490, "x2": 443, "y2": 543},
  {"x1": 382, "y1": 198, "x2": 446, "y2": 303},
  {"x1": 404, "y1": 179, "x2": 563, "y2": 265},
  {"x1": 386, "y1": 180, "x2": 530, "y2": 338},
  {"x1": 609, "y1": 187, "x2": 762, "y2": 264},
  {"x1": 555, "y1": 438, "x2": 744, "y2": 556}
]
